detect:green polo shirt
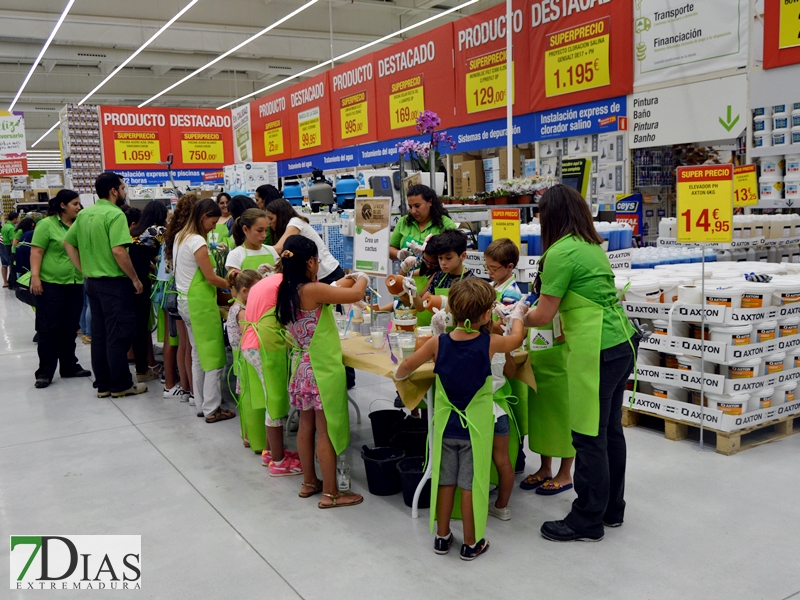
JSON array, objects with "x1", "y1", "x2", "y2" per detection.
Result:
[
  {"x1": 540, "y1": 235, "x2": 635, "y2": 350},
  {"x1": 1, "y1": 222, "x2": 15, "y2": 247},
  {"x1": 390, "y1": 215, "x2": 456, "y2": 251},
  {"x1": 64, "y1": 200, "x2": 131, "y2": 278},
  {"x1": 31, "y1": 215, "x2": 83, "y2": 285}
]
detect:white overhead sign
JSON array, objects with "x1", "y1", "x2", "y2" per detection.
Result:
[{"x1": 628, "y1": 75, "x2": 747, "y2": 148}]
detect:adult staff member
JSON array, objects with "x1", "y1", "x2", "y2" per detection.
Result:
[
  {"x1": 30, "y1": 190, "x2": 90, "y2": 389},
  {"x1": 1, "y1": 211, "x2": 18, "y2": 288},
  {"x1": 209, "y1": 192, "x2": 232, "y2": 248},
  {"x1": 523, "y1": 185, "x2": 638, "y2": 543},
  {"x1": 64, "y1": 172, "x2": 147, "y2": 398},
  {"x1": 389, "y1": 185, "x2": 456, "y2": 260},
  {"x1": 255, "y1": 184, "x2": 280, "y2": 211}
]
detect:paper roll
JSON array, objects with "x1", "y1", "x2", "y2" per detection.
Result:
[{"x1": 678, "y1": 285, "x2": 703, "y2": 305}]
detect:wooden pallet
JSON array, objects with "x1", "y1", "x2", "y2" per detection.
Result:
[{"x1": 622, "y1": 407, "x2": 800, "y2": 455}]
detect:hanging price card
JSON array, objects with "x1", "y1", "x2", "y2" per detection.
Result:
[
  {"x1": 263, "y1": 120, "x2": 284, "y2": 157},
  {"x1": 180, "y1": 133, "x2": 224, "y2": 164},
  {"x1": 114, "y1": 132, "x2": 160, "y2": 164},
  {"x1": 465, "y1": 50, "x2": 513, "y2": 114},
  {"x1": 492, "y1": 208, "x2": 521, "y2": 249},
  {"x1": 298, "y1": 107, "x2": 322, "y2": 150},
  {"x1": 676, "y1": 164, "x2": 733, "y2": 243},
  {"x1": 544, "y1": 18, "x2": 610, "y2": 98},
  {"x1": 779, "y1": 0, "x2": 800, "y2": 49},
  {"x1": 733, "y1": 164, "x2": 759, "y2": 207},
  {"x1": 389, "y1": 76, "x2": 425, "y2": 130},
  {"x1": 340, "y1": 92, "x2": 369, "y2": 140}
]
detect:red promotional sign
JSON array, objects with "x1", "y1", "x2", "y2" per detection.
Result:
[
  {"x1": 763, "y1": 0, "x2": 800, "y2": 69},
  {"x1": 0, "y1": 158, "x2": 27, "y2": 177},
  {"x1": 528, "y1": 0, "x2": 632, "y2": 112},
  {"x1": 250, "y1": 90, "x2": 293, "y2": 162},
  {"x1": 166, "y1": 108, "x2": 234, "y2": 169},
  {"x1": 286, "y1": 71, "x2": 334, "y2": 158},
  {"x1": 328, "y1": 54, "x2": 378, "y2": 148},
  {"x1": 373, "y1": 22, "x2": 457, "y2": 140},
  {"x1": 99, "y1": 107, "x2": 171, "y2": 171},
  {"x1": 452, "y1": 0, "x2": 530, "y2": 126}
]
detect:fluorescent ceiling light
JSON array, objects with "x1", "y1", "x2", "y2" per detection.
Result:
[
  {"x1": 8, "y1": 0, "x2": 75, "y2": 111},
  {"x1": 217, "y1": 0, "x2": 479, "y2": 110},
  {"x1": 78, "y1": 0, "x2": 199, "y2": 105},
  {"x1": 31, "y1": 120, "x2": 62, "y2": 148},
  {"x1": 139, "y1": 0, "x2": 319, "y2": 108}
]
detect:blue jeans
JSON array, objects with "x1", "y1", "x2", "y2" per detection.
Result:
[{"x1": 79, "y1": 281, "x2": 91, "y2": 337}]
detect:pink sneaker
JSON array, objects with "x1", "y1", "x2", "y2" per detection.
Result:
[
  {"x1": 262, "y1": 449, "x2": 299, "y2": 467},
  {"x1": 269, "y1": 456, "x2": 303, "y2": 477}
]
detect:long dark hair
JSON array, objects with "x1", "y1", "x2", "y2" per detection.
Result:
[
  {"x1": 276, "y1": 235, "x2": 318, "y2": 326},
  {"x1": 130, "y1": 200, "x2": 168, "y2": 238},
  {"x1": 404, "y1": 184, "x2": 449, "y2": 229},
  {"x1": 228, "y1": 195, "x2": 257, "y2": 222},
  {"x1": 164, "y1": 194, "x2": 199, "y2": 264},
  {"x1": 265, "y1": 198, "x2": 308, "y2": 241},
  {"x1": 233, "y1": 207, "x2": 267, "y2": 247},
  {"x1": 47, "y1": 189, "x2": 79, "y2": 216},
  {"x1": 16, "y1": 217, "x2": 35, "y2": 233},
  {"x1": 539, "y1": 184, "x2": 603, "y2": 252},
  {"x1": 176, "y1": 198, "x2": 221, "y2": 247}
]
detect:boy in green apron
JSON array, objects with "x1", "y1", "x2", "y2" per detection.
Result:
[{"x1": 394, "y1": 278, "x2": 528, "y2": 560}]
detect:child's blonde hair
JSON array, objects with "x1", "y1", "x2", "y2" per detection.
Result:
[
  {"x1": 448, "y1": 278, "x2": 495, "y2": 325},
  {"x1": 225, "y1": 269, "x2": 261, "y2": 294}
]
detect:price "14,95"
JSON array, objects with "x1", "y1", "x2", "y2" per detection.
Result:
[{"x1": 680, "y1": 207, "x2": 730, "y2": 234}]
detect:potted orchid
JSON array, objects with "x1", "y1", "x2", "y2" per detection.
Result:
[{"x1": 396, "y1": 110, "x2": 456, "y2": 193}]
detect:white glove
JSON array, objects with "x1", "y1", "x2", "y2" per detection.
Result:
[
  {"x1": 397, "y1": 248, "x2": 412, "y2": 260},
  {"x1": 407, "y1": 240, "x2": 425, "y2": 256},
  {"x1": 510, "y1": 302, "x2": 528, "y2": 323},
  {"x1": 393, "y1": 366, "x2": 411, "y2": 381},
  {"x1": 354, "y1": 300, "x2": 368, "y2": 310},
  {"x1": 402, "y1": 276, "x2": 417, "y2": 299},
  {"x1": 346, "y1": 271, "x2": 369, "y2": 283},
  {"x1": 257, "y1": 263, "x2": 275, "y2": 277},
  {"x1": 493, "y1": 303, "x2": 510, "y2": 321},
  {"x1": 431, "y1": 308, "x2": 447, "y2": 336},
  {"x1": 399, "y1": 256, "x2": 418, "y2": 275}
]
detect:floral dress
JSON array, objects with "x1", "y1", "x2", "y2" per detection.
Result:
[
  {"x1": 226, "y1": 302, "x2": 244, "y2": 393},
  {"x1": 287, "y1": 307, "x2": 323, "y2": 411}
]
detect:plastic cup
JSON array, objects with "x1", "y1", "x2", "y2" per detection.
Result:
[
  {"x1": 388, "y1": 333, "x2": 401, "y2": 358},
  {"x1": 370, "y1": 326, "x2": 385, "y2": 349},
  {"x1": 399, "y1": 333, "x2": 416, "y2": 359},
  {"x1": 335, "y1": 314, "x2": 347, "y2": 338}
]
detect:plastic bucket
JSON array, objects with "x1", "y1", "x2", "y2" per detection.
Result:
[
  {"x1": 650, "y1": 384, "x2": 687, "y2": 403},
  {"x1": 361, "y1": 446, "x2": 405, "y2": 496},
  {"x1": 763, "y1": 353, "x2": 786, "y2": 376},
  {"x1": 775, "y1": 381, "x2": 797, "y2": 405},
  {"x1": 754, "y1": 320, "x2": 778, "y2": 343},
  {"x1": 626, "y1": 280, "x2": 662, "y2": 303},
  {"x1": 709, "y1": 324, "x2": 753, "y2": 346},
  {"x1": 677, "y1": 355, "x2": 715, "y2": 373},
  {"x1": 739, "y1": 282, "x2": 775, "y2": 308},
  {"x1": 652, "y1": 319, "x2": 689, "y2": 338},
  {"x1": 750, "y1": 388, "x2": 775, "y2": 412},
  {"x1": 390, "y1": 430, "x2": 428, "y2": 458},
  {"x1": 704, "y1": 286, "x2": 743, "y2": 308},
  {"x1": 721, "y1": 357, "x2": 762, "y2": 379},
  {"x1": 396, "y1": 457, "x2": 431, "y2": 508},
  {"x1": 773, "y1": 279, "x2": 800, "y2": 304},
  {"x1": 779, "y1": 316, "x2": 800, "y2": 337},
  {"x1": 369, "y1": 409, "x2": 406, "y2": 447},
  {"x1": 709, "y1": 393, "x2": 750, "y2": 415}
]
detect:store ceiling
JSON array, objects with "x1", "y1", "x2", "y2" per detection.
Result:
[{"x1": 2, "y1": 0, "x2": 491, "y2": 150}]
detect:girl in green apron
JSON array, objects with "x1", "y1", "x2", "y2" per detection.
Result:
[
  {"x1": 209, "y1": 192, "x2": 232, "y2": 249},
  {"x1": 225, "y1": 208, "x2": 278, "y2": 274},
  {"x1": 394, "y1": 278, "x2": 528, "y2": 560},
  {"x1": 523, "y1": 185, "x2": 637, "y2": 543},
  {"x1": 275, "y1": 235, "x2": 369, "y2": 508}
]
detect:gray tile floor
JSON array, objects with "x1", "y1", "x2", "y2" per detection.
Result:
[{"x1": 1, "y1": 289, "x2": 799, "y2": 600}]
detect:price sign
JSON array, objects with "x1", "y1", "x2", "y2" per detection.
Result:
[
  {"x1": 492, "y1": 208, "x2": 521, "y2": 249},
  {"x1": 465, "y1": 50, "x2": 513, "y2": 114},
  {"x1": 676, "y1": 164, "x2": 733, "y2": 243},
  {"x1": 340, "y1": 92, "x2": 369, "y2": 140},
  {"x1": 734, "y1": 164, "x2": 759, "y2": 207},
  {"x1": 263, "y1": 119, "x2": 284, "y2": 157},
  {"x1": 298, "y1": 107, "x2": 321, "y2": 150},
  {"x1": 180, "y1": 133, "x2": 224, "y2": 164},
  {"x1": 113, "y1": 132, "x2": 160, "y2": 164},
  {"x1": 544, "y1": 18, "x2": 610, "y2": 98},
  {"x1": 389, "y1": 76, "x2": 425, "y2": 130},
  {"x1": 779, "y1": 0, "x2": 800, "y2": 49}
]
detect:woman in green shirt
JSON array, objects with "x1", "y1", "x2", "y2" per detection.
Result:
[
  {"x1": 30, "y1": 190, "x2": 91, "y2": 389},
  {"x1": 389, "y1": 184, "x2": 456, "y2": 260},
  {"x1": 523, "y1": 185, "x2": 638, "y2": 543}
]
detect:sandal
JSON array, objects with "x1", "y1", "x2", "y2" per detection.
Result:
[
  {"x1": 535, "y1": 481, "x2": 573, "y2": 496},
  {"x1": 205, "y1": 408, "x2": 236, "y2": 423},
  {"x1": 299, "y1": 480, "x2": 323, "y2": 498},
  {"x1": 520, "y1": 474, "x2": 551, "y2": 490},
  {"x1": 318, "y1": 491, "x2": 363, "y2": 509}
]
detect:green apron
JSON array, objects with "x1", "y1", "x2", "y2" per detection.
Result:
[
  {"x1": 414, "y1": 275, "x2": 432, "y2": 327},
  {"x1": 489, "y1": 380, "x2": 520, "y2": 485},
  {"x1": 186, "y1": 269, "x2": 226, "y2": 371},
  {"x1": 208, "y1": 222, "x2": 232, "y2": 249},
  {"x1": 429, "y1": 375, "x2": 494, "y2": 541},
  {"x1": 240, "y1": 247, "x2": 276, "y2": 271}
]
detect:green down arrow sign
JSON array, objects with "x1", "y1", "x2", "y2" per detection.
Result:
[{"x1": 719, "y1": 105, "x2": 740, "y2": 132}]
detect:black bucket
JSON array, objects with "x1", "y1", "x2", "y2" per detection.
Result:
[
  {"x1": 390, "y1": 430, "x2": 428, "y2": 458},
  {"x1": 368, "y1": 409, "x2": 406, "y2": 447},
  {"x1": 397, "y1": 457, "x2": 431, "y2": 508},
  {"x1": 360, "y1": 446, "x2": 405, "y2": 496}
]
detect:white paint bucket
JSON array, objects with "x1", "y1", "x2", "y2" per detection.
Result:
[
  {"x1": 785, "y1": 348, "x2": 800, "y2": 369},
  {"x1": 721, "y1": 357, "x2": 762, "y2": 379},
  {"x1": 677, "y1": 355, "x2": 715, "y2": 373},
  {"x1": 754, "y1": 319, "x2": 778, "y2": 343},
  {"x1": 771, "y1": 278, "x2": 800, "y2": 304},
  {"x1": 774, "y1": 381, "x2": 797, "y2": 405},
  {"x1": 749, "y1": 387, "x2": 775, "y2": 412},
  {"x1": 678, "y1": 285, "x2": 703, "y2": 304},
  {"x1": 753, "y1": 106, "x2": 771, "y2": 117},
  {"x1": 773, "y1": 128, "x2": 790, "y2": 146},
  {"x1": 637, "y1": 349, "x2": 661, "y2": 366},
  {"x1": 792, "y1": 126, "x2": 800, "y2": 145},
  {"x1": 754, "y1": 132, "x2": 772, "y2": 148},
  {"x1": 786, "y1": 154, "x2": 800, "y2": 174},
  {"x1": 785, "y1": 172, "x2": 800, "y2": 199},
  {"x1": 760, "y1": 156, "x2": 782, "y2": 175},
  {"x1": 659, "y1": 277, "x2": 693, "y2": 304},
  {"x1": 652, "y1": 319, "x2": 689, "y2": 338},
  {"x1": 704, "y1": 286, "x2": 744, "y2": 309},
  {"x1": 708, "y1": 393, "x2": 750, "y2": 415},
  {"x1": 739, "y1": 282, "x2": 775, "y2": 308},
  {"x1": 651, "y1": 384, "x2": 688, "y2": 403},
  {"x1": 760, "y1": 176, "x2": 784, "y2": 199},
  {"x1": 775, "y1": 115, "x2": 790, "y2": 130},
  {"x1": 793, "y1": 110, "x2": 800, "y2": 128},
  {"x1": 773, "y1": 104, "x2": 789, "y2": 116},
  {"x1": 754, "y1": 115, "x2": 772, "y2": 132},
  {"x1": 762, "y1": 352, "x2": 786, "y2": 376},
  {"x1": 778, "y1": 316, "x2": 800, "y2": 337},
  {"x1": 625, "y1": 280, "x2": 662, "y2": 303}
]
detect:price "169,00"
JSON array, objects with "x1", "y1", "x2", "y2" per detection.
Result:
[{"x1": 680, "y1": 208, "x2": 730, "y2": 234}]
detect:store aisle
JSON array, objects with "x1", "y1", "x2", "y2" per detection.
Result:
[{"x1": 1, "y1": 289, "x2": 799, "y2": 600}]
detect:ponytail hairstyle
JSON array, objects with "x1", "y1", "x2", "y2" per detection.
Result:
[
  {"x1": 265, "y1": 198, "x2": 308, "y2": 242},
  {"x1": 225, "y1": 268, "x2": 261, "y2": 294},
  {"x1": 175, "y1": 198, "x2": 221, "y2": 247},
  {"x1": 275, "y1": 235, "x2": 318, "y2": 325},
  {"x1": 47, "y1": 189, "x2": 79, "y2": 217},
  {"x1": 164, "y1": 193, "x2": 199, "y2": 265},
  {"x1": 233, "y1": 207, "x2": 267, "y2": 247}
]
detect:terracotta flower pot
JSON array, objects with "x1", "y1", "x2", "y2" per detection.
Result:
[
  {"x1": 385, "y1": 274, "x2": 405, "y2": 295},
  {"x1": 494, "y1": 195, "x2": 510, "y2": 205},
  {"x1": 486, "y1": 197, "x2": 496, "y2": 205},
  {"x1": 517, "y1": 194, "x2": 532, "y2": 205}
]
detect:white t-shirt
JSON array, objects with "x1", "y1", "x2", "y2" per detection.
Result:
[
  {"x1": 225, "y1": 245, "x2": 279, "y2": 270},
  {"x1": 173, "y1": 234, "x2": 207, "y2": 294},
  {"x1": 288, "y1": 217, "x2": 339, "y2": 280}
]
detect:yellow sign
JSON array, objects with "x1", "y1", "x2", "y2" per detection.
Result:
[
  {"x1": 389, "y1": 76, "x2": 425, "y2": 130},
  {"x1": 113, "y1": 132, "x2": 159, "y2": 164},
  {"x1": 180, "y1": 133, "x2": 223, "y2": 164},
  {"x1": 298, "y1": 108, "x2": 321, "y2": 150},
  {"x1": 491, "y1": 208, "x2": 521, "y2": 249},
  {"x1": 263, "y1": 120, "x2": 284, "y2": 157},
  {"x1": 545, "y1": 18, "x2": 610, "y2": 98},
  {"x1": 676, "y1": 165, "x2": 733, "y2": 243},
  {"x1": 340, "y1": 92, "x2": 368, "y2": 140},
  {"x1": 733, "y1": 164, "x2": 759, "y2": 207},
  {"x1": 779, "y1": 0, "x2": 800, "y2": 49},
  {"x1": 465, "y1": 50, "x2": 513, "y2": 114}
]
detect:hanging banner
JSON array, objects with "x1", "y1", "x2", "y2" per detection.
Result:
[
  {"x1": 534, "y1": 96, "x2": 626, "y2": 141},
  {"x1": 167, "y1": 108, "x2": 233, "y2": 170},
  {"x1": 764, "y1": 0, "x2": 800, "y2": 69},
  {"x1": 354, "y1": 197, "x2": 391, "y2": 275},
  {"x1": 633, "y1": 0, "x2": 747, "y2": 85},
  {"x1": 451, "y1": 0, "x2": 530, "y2": 126},
  {"x1": 374, "y1": 22, "x2": 457, "y2": 140},
  {"x1": 0, "y1": 111, "x2": 27, "y2": 177},
  {"x1": 328, "y1": 54, "x2": 378, "y2": 149},
  {"x1": 287, "y1": 71, "x2": 333, "y2": 158},
  {"x1": 100, "y1": 107, "x2": 171, "y2": 171},
  {"x1": 734, "y1": 165, "x2": 759, "y2": 207},
  {"x1": 529, "y1": 0, "x2": 633, "y2": 112},
  {"x1": 250, "y1": 90, "x2": 293, "y2": 162},
  {"x1": 232, "y1": 104, "x2": 252, "y2": 163},
  {"x1": 676, "y1": 164, "x2": 733, "y2": 244}
]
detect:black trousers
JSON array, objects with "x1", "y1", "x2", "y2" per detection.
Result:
[
  {"x1": 564, "y1": 338, "x2": 638, "y2": 538},
  {"x1": 86, "y1": 277, "x2": 136, "y2": 393},
  {"x1": 131, "y1": 281, "x2": 152, "y2": 374},
  {"x1": 35, "y1": 282, "x2": 83, "y2": 380}
]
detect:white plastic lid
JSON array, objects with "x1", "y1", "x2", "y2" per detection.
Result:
[
  {"x1": 764, "y1": 352, "x2": 786, "y2": 361},
  {"x1": 709, "y1": 324, "x2": 753, "y2": 334}
]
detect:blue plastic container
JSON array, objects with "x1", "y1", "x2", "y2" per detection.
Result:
[
  {"x1": 335, "y1": 177, "x2": 359, "y2": 208},
  {"x1": 608, "y1": 229, "x2": 621, "y2": 252},
  {"x1": 528, "y1": 232, "x2": 541, "y2": 256},
  {"x1": 478, "y1": 230, "x2": 492, "y2": 252},
  {"x1": 283, "y1": 182, "x2": 304, "y2": 206},
  {"x1": 620, "y1": 227, "x2": 633, "y2": 249}
]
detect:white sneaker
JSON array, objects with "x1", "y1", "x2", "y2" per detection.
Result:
[
  {"x1": 188, "y1": 393, "x2": 196, "y2": 406},
  {"x1": 163, "y1": 384, "x2": 183, "y2": 399},
  {"x1": 488, "y1": 503, "x2": 511, "y2": 521}
]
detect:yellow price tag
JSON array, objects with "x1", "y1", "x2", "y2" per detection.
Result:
[
  {"x1": 180, "y1": 133, "x2": 224, "y2": 164},
  {"x1": 734, "y1": 165, "x2": 759, "y2": 207},
  {"x1": 340, "y1": 92, "x2": 369, "y2": 140},
  {"x1": 491, "y1": 208, "x2": 521, "y2": 249},
  {"x1": 298, "y1": 108, "x2": 321, "y2": 150},
  {"x1": 465, "y1": 50, "x2": 513, "y2": 114},
  {"x1": 676, "y1": 165, "x2": 733, "y2": 243},
  {"x1": 113, "y1": 133, "x2": 159, "y2": 164},
  {"x1": 779, "y1": 0, "x2": 800, "y2": 49},
  {"x1": 263, "y1": 120, "x2": 284, "y2": 157},
  {"x1": 389, "y1": 76, "x2": 425, "y2": 130},
  {"x1": 544, "y1": 18, "x2": 610, "y2": 98}
]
